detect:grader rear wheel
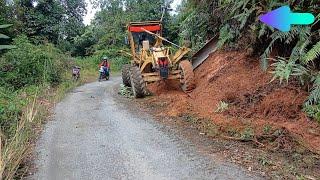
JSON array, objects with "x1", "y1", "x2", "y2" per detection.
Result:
[
  {"x1": 122, "y1": 64, "x2": 131, "y2": 87},
  {"x1": 130, "y1": 66, "x2": 147, "y2": 98},
  {"x1": 179, "y1": 60, "x2": 196, "y2": 92}
]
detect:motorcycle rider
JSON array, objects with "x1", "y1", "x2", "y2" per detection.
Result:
[{"x1": 99, "y1": 56, "x2": 110, "y2": 76}]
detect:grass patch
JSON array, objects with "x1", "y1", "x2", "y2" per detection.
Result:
[
  {"x1": 240, "y1": 127, "x2": 255, "y2": 141},
  {"x1": 214, "y1": 101, "x2": 229, "y2": 113},
  {"x1": 181, "y1": 114, "x2": 199, "y2": 124},
  {"x1": 118, "y1": 84, "x2": 133, "y2": 98},
  {"x1": 263, "y1": 124, "x2": 272, "y2": 135},
  {"x1": 258, "y1": 154, "x2": 272, "y2": 166}
]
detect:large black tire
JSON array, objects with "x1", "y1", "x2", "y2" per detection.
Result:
[
  {"x1": 122, "y1": 64, "x2": 131, "y2": 87},
  {"x1": 130, "y1": 66, "x2": 147, "y2": 98},
  {"x1": 179, "y1": 60, "x2": 196, "y2": 93}
]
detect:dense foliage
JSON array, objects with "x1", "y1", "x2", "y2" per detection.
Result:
[
  {"x1": 176, "y1": 0, "x2": 320, "y2": 122},
  {"x1": 0, "y1": 36, "x2": 68, "y2": 90},
  {"x1": 0, "y1": 35, "x2": 69, "y2": 137},
  {"x1": 0, "y1": 0, "x2": 86, "y2": 55}
]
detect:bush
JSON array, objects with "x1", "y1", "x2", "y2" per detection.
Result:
[
  {"x1": 0, "y1": 35, "x2": 69, "y2": 90},
  {"x1": 0, "y1": 87, "x2": 23, "y2": 137},
  {"x1": 0, "y1": 35, "x2": 74, "y2": 139},
  {"x1": 0, "y1": 85, "x2": 41, "y2": 138},
  {"x1": 303, "y1": 104, "x2": 320, "y2": 124}
]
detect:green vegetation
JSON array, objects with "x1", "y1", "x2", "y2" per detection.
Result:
[
  {"x1": 1, "y1": 36, "x2": 67, "y2": 90},
  {"x1": 182, "y1": 114, "x2": 199, "y2": 124},
  {"x1": 240, "y1": 127, "x2": 255, "y2": 141},
  {"x1": 177, "y1": 1, "x2": 319, "y2": 123},
  {"x1": 270, "y1": 57, "x2": 308, "y2": 84},
  {"x1": 263, "y1": 124, "x2": 272, "y2": 134},
  {"x1": 214, "y1": 101, "x2": 229, "y2": 113},
  {"x1": 119, "y1": 84, "x2": 133, "y2": 98},
  {"x1": 258, "y1": 154, "x2": 272, "y2": 166}
]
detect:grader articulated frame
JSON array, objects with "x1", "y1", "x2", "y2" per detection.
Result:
[{"x1": 122, "y1": 21, "x2": 196, "y2": 98}]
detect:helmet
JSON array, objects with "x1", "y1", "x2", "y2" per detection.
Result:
[{"x1": 102, "y1": 56, "x2": 108, "y2": 60}]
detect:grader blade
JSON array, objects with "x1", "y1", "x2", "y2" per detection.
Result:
[{"x1": 192, "y1": 37, "x2": 218, "y2": 69}]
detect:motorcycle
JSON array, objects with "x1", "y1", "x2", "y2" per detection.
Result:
[
  {"x1": 72, "y1": 66, "x2": 81, "y2": 81},
  {"x1": 98, "y1": 66, "x2": 110, "y2": 81}
]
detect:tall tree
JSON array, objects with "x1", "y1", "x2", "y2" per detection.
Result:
[
  {"x1": 60, "y1": 0, "x2": 87, "y2": 41},
  {"x1": 91, "y1": 0, "x2": 176, "y2": 50},
  {"x1": 11, "y1": 0, "x2": 86, "y2": 45}
]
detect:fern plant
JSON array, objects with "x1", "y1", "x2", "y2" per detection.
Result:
[
  {"x1": 304, "y1": 75, "x2": 320, "y2": 124},
  {"x1": 260, "y1": 27, "x2": 305, "y2": 70},
  {"x1": 270, "y1": 57, "x2": 309, "y2": 84},
  {"x1": 217, "y1": 24, "x2": 235, "y2": 49},
  {"x1": 303, "y1": 41, "x2": 320, "y2": 64},
  {"x1": 305, "y1": 75, "x2": 320, "y2": 106}
]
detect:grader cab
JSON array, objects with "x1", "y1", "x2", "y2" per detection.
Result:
[{"x1": 122, "y1": 21, "x2": 195, "y2": 98}]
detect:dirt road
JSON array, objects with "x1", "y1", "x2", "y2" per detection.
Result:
[{"x1": 32, "y1": 77, "x2": 260, "y2": 180}]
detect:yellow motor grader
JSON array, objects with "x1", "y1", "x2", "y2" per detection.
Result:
[{"x1": 122, "y1": 21, "x2": 196, "y2": 98}]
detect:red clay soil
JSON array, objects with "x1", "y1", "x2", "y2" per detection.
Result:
[{"x1": 147, "y1": 51, "x2": 320, "y2": 154}]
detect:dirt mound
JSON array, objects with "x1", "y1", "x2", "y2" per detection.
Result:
[
  {"x1": 225, "y1": 83, "x2": 306, "y2": 120},
  {"x1": 147, "y1": 80, "x2": 189, "y2": 117},
  {"x1": 146, "y1": 51, "x2": 320, "y2": 154}
]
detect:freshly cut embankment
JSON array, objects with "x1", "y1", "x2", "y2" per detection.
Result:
[{"x1": 147, "y1": 51, "x2": 320, "y2": 155}]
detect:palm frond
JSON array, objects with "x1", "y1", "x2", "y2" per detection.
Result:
[
  {"x1": 0, "y1": 45, "x2": 16, "y2": 50},
  {"x1": 0, "y1": 24, "x2": 12, "y2": 29},
  {"x1": 0, "y1": 33, "x2": 10, "y2": 39}
]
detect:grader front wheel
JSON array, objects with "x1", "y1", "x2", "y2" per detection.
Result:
[
  {"x1": 179, "y1": 60, "x2": 196, "y2": 92},
  {"x1": 122, "y1": 64, "x2": 131, "y2": 87},
  {"x1": 130, "y1": 66, "x2": 147, "y2": 98}
]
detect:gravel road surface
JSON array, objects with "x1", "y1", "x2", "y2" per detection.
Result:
[{"x1": 32, "y1": 77, "x2": 260, "y2": 180}]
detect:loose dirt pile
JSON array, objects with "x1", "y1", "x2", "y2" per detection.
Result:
[{"x1": 147, "y1": 51, "x2": 320, "y2": 155}]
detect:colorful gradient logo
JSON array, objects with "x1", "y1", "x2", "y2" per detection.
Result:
[{"x1": 259, "y1": 6, "x2": 315, "y2": 32}]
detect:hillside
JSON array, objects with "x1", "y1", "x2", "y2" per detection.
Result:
[{"x1": 149, "y1": 51, "x2": 320, "y2": 153}]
